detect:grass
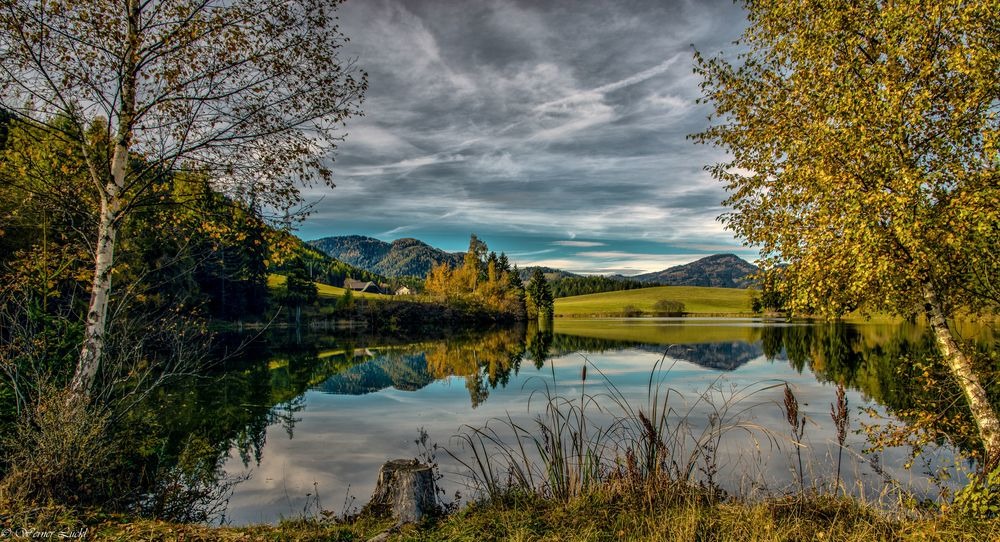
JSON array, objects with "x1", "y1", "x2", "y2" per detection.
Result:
[
  {"x1": 397, "y1": 491, "x2": 1000, "y2": 541},
  {"x1": 267, "y1": 273, "x2": 389, "y2": 300},
  {"x1": 554, "y1": 286, "x2": 757, "y2": 317},
  {"x1": 89, "y1": 515, "x2": 394, "y2": 541},
  {"x1": 17, "y1": 492, "x2": 1000, "y2": 541}
]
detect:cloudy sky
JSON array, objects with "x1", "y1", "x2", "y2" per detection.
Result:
[{"x1": 298, "y1": 0, "x2": 754, "y2": 275}]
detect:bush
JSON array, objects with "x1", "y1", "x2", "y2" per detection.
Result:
[
  {"x1": 653, "y1": 299, "x2": 685, "y2": 316},
  {"x1": 0, "y1": 388, "x2": 123, "y2": 510},
  {"x1": 952, "y1": 467, "x2": 1000, "y2": 519},
  {"x1": 621, "y1": 305, "x2": 644, "y2": 317}
]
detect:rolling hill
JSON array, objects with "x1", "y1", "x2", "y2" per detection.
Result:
[
  {"x1": 631, "y1": 254, "x2": 758, "y2": 288},
  {"x1": 309, "y1": 235, "x2": 463, "y2": 277}
]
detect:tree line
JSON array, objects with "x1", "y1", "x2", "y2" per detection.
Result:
[{"x1": 548, "y1": 275, "x2": 651, "y2": 299}]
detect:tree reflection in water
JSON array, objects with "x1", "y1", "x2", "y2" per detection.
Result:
[{"x1": 134, "y1": 319, "x2": 996, "y2": 517}]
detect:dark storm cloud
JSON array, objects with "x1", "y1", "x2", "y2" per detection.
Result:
[{"x1": 298, "y1": 0, "x2": 752, "y2": 273}]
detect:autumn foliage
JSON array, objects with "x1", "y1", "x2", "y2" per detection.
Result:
[{"x1": 424, "y1": 235, "x2": 526, "y2": 321}]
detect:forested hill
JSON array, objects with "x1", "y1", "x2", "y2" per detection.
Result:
[
  {"x1": 631, "y1": 254, "x2": 758, "y2": 288},
  {"x1": 517, "y1": 266, "x2": 580, "y2": 282},
  {"x1": 275, "y1": 233, "x2": 386, "y2": 286},
  {"x1": 309, "y1": 235, "x2": 464, "y2": 278}
]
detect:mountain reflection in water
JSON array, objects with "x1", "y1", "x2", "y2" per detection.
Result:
[{"x1": 138, "y1": 318, "x2": 996, "y2": 525}]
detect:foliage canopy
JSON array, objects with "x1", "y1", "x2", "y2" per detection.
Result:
[
  {"x1": 694, "y1": 0, "x2": 999, "y2": 318},
  {"x1": 694, "y1": 0, "x2": 1000, "y2": 464},
  {"x1": 0, "y1": 0, "x2": 366, "y2": 396}
]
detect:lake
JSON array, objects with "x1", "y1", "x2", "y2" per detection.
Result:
[{"x1": 162, "y1": 317, "x2": 996, "y2": 525}]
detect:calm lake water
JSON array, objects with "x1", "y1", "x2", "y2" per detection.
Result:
[{"x1": 176, "y1": 318, "x2": 996, "y2": 525}]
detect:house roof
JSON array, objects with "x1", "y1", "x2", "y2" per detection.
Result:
[{"x1": 344, "y1": 279, "x2": 383, "y2": 293}]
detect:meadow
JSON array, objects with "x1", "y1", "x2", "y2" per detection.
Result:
[
  {"x1": 554, "y1": 285, "x2": 757, "y2": 317},
  {"x1": 267, "y1": 273, "x2": 389, "y2": 300}
]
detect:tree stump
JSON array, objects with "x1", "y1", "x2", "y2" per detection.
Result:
[{"x1": 363, "y1": 459, "x2": 439, "y2": 525}]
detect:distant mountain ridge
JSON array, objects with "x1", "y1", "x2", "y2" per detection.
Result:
[
  {"x1": 631, "y1": 254, "x2": 758, "y2": 288},
  {"x1": 517, "y1": 266, "x2": 580, "y2": 282},
  {"x1": 309, "y1": 235, "x2": 463, "y2": 278},
  {"x1": 309, "y1": 235, "x2": 757, "y2": 288}
]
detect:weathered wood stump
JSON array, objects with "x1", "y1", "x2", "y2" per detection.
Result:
[{"x1": 363, "y1": 459, "x2": 439, "y2": 525}]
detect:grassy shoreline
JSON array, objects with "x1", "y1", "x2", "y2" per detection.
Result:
[{"x1": 57, "y1": 489, "x2": 1000, "y2": 541}]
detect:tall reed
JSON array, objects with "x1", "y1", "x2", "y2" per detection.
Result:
[
  {"x1": 448, "y1": 351, "x2": 784, "y2": 503},
  {"x1": 784, "y1": 384, "x2": 806, "y2": 491}
]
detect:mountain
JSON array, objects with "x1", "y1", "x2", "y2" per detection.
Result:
[
  {"x1": 517, "y1": 266, "x2": 581, "y2": 282},
  {"x1": 313, "y1": 353, "x2": 435, "y2": 395},
  {"x1": 631, "y1": 254, "x2": 758, "y2": 288},
  {"x1": 309, "y1": 235, "x2": 463, "y2": 278},
  {"x1": 637, "y1": 342, "x2": 763, "y2": 371}
]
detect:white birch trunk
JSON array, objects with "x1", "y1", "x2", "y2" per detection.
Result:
[
  {"x1": 923, "y1": 283, "x2": 1000, "y2": 467},
  {"x1": 70, "y1": 196, "x2": 119, "y2": 396},
  {"x1": 69, "y1": 0, "x2": 139, "y2": 398}
]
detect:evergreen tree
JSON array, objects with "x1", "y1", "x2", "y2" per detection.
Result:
[
  {"x1": 526, "y1": 268, "x2": 554, "y2": 320},
  {"x1": 275, "y1": 259, "x2": 317, "y2": 327}
]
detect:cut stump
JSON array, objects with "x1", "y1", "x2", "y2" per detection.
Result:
[{"x1": 363, "y1": 459, "x2": 438, "y2": 525}]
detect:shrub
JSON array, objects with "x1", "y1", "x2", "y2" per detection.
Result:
[
  {"x1": 952, "y1": 467, "x2": 1000, "y2": 519},
  {"x1": 0, "y1": 388, "x2": 123, "y2": 509},
  {"x1": 621, "y1": 305, "x2": 644, "y2": 317},
  {"x1": 653, "y1": 299, "x2": 685, "y2": 316}
]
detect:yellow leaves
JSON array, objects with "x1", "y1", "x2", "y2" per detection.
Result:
[{"x1": 696, "y1": 0, "x2": 1000, "y2": 317}]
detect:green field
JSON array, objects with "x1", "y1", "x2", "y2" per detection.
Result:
[
  {"x1": 554, "y1": 285, "x2": 756, "y2": 317},
  {"x1": 267, "y1": 273, "x2": 389, "y2": 299}
]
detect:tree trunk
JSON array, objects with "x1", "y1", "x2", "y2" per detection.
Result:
[
  {"x1": 923, "y1": 283, "x2": 1000, "y2": 468},
  {"x1": 70, "y1": 0, "x2": 140, "y2": 399},
  {"x1": 363, "y1": 459, "x2": 438, "y2": 524},
  {"x1": 70, "y1": 198, "x2": 119, "y2": 396}
]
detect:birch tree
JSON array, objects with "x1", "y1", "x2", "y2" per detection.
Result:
[
  {"x1": 0, "y1": 0, "x2": 366, "y2": 399},
  {"x1": 694, "y1": 1, "x2": 999, "y2": 464}
]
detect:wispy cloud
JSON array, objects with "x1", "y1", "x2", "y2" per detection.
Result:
[
  {"x1": 536, "y1": 54, "x2": 684, "y2": 111},
  {"x1": 509, "y1": 248, "x2": 557, "y2": 257},
  {"x1": 552, "y1": 240, "x2": 605, "y2": 247},
  {"x1": 295, "y1": 0, "x2": 751, "y2": 274},
  {"x1": 378, "y1": 225, "x2": 418, "y2": 237}
]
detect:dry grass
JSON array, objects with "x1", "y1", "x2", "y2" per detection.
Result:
[
  {"x1": 88, "y1": 516, "x2": 393, "y2": 541},
  {"x1": 9, "y1": 491, "x2": 998, "y2": 542},
  {"x1": 388, "y1": 490, "x2": 1000, "y2": 541},
  {"x1": 0, "y1": 388, "x2": 120, "y2": 510}
]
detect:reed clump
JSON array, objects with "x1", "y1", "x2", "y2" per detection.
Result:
[
  {"x1": 449, "y1": 354, "x2": 784, "y2": 507},
  {"x1": 436, "y1": 353, "x2": 1000, "y2": 541}
]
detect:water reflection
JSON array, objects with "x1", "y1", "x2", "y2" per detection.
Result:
[{"x1": 138, "y1": 318, "x2": 995, "y2": 524}]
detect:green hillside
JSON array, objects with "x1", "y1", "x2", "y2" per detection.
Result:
[
  {"x1": 554, "y1": 285, "x2": 756, "y2": 317},
  {"x1": 267, "y1": 273, "x2": 388, "y2": 300},
  {"x1": 309, "y1": 234, "x2": 463, "y2": 277}
]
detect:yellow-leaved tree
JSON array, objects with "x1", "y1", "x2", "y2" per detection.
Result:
[{"x1": 694, "y1": 1, "x2": 999, "y2": 463}]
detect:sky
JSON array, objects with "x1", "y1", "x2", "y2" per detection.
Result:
[{"x1": 297, "y1": 0, "x2": 755, "y2": 276}]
